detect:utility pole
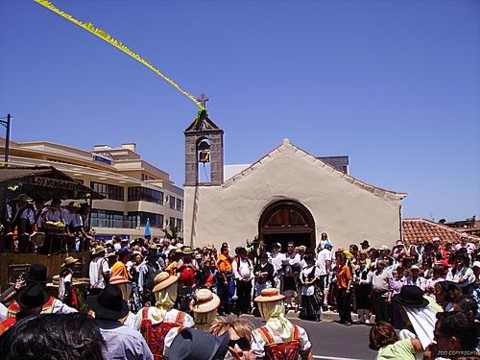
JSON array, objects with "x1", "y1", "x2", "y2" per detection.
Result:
[{"x1": 0, "y1": 113, "x2": 11, "y2": 165}]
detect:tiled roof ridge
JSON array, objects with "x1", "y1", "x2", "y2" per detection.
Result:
[
  {"x1": 224, "y1": 139, "x2": 407, "y2": 200},
  {"x1": 403, "y1": 218, "x2": 480, "y2": 241}
]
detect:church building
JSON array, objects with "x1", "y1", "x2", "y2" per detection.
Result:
[{"x1": 183, "y1": 110, "x2": 407, "y2": 251}]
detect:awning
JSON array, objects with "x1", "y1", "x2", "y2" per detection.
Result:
[{"x1": 0, "y1": 165, "x2": 104, "y2": 201}]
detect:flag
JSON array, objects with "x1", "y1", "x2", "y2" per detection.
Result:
[{"x1": 144, "y1": 218, "x2": 151, "y2": 239}]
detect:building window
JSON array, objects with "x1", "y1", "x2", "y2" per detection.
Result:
[
  {"x1": 141, "y1": 174, "x2": 154, "y2": 181},
  {"x1": 91, "y1": 182, "x2": 124, "y2": 201},
  {"x1": 176, "y1": 199, "x2": 183, "y2": 212},
  {"x1": 170, "y1": 196, "x2": 176, "y2": 209},
  {"x1": 90, "y1": 210, "x2": 124, "y2": 228},
  {"x1": 128, "y1": 187, "x2": 163, "y2": 204},
  {"x1": 169, "y1": 217, "x2": 175, "y2": 227},
  {"x1": 176, "y1": 218, "x2": 183, "y2": 231},
  {"x1": 127, "y1": 212, "x2": 163, "y2": 228}
]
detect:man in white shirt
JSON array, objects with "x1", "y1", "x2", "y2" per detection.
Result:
[
  {"x1": 455, "y1": 236, "x2": 476, "y2": 256},
  {"x1": 316, "y1": 242, "x2": 332, "y2": 310},
  {"x1": 268, "y1": 242, "x2": 284, "y2": 291},
  {"x1": 281, "y1": 241, "x2": 301, "y2": 310},
  {"x1": 232, "y1": 247, "x2": 254, "y2": 314},
  {"x1": 89, "y1": 246, "x2": 111, "y2": 294}
]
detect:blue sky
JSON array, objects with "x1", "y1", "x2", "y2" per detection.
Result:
[{"x1": 1, "y1": 0, "x2": 479, "y2": 221}]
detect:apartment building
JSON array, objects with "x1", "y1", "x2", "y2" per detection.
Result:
[{"x1": 0, "y1": 137, "x2": 183, "y2": 239}]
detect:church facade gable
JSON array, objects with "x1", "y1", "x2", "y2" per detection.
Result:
[{"x1": 184, "y1": 139, "x2": 406, "y2": 251}]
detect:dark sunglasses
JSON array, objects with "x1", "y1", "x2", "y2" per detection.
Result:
[{"x1": 229, "y1": 337, "x2": 250, "y2": 351}]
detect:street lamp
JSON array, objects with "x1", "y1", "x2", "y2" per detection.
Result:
[{"x1": 0, "y1": 114, "x2": 12, "y2": 165}]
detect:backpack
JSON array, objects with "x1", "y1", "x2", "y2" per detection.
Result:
[{"x1": 178, "y1": 263, "x2": 196, "y2": 286}]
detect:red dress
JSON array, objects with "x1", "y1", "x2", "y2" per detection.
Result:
[{"x1": 140, "y1": 308, "x2": 186, "y2": 360}]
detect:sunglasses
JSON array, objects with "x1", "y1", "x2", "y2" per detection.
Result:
[{"x1": 229, "y1": 337, "x2": 250, "y2": 351}]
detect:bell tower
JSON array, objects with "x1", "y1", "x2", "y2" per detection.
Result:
[{"x1": 184, "y1": 102, "x2": 224, "y2": 186}]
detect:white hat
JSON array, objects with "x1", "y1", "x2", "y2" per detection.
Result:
[
  {"x1": 411, "y1": 265, "x2": 420, "y2": 270},
  {"x1": 380, "y1": 245, "x2": 390, "y2": 251},
  {"x1": 432, "y1": 237, "x2": 441, "y2": 242},
  {"x1": 473, "y1": 261, "x2": 480, "y2": 269}
]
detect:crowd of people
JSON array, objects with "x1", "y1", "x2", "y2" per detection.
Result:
[{"x1": 1, "y1": 194, "x2": 480, "y2": 359}]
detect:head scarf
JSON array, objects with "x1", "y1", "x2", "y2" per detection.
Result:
[
  {"x1": 148, "y1": 283, "x2": 178, "y2": 324},
  {"x1": 258, "y1": 300, "x2": 293, "y2": 341},
  {"x1": 194, "y1": 311, "x2": 217, "y2": 330}
]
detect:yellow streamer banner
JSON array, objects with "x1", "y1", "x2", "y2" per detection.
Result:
[{"x1": 34, "y1": 0, "x2": 201, "y2": 108}]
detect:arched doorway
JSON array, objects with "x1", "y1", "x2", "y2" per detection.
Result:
[{"x1": 258, "y1": 200, "x2": 316, "y2": 252}]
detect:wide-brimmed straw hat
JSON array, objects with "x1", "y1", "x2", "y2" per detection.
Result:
[
  {"x1": 92, "y1": 245, "x2": 106, "y2": 256},
  {"x1": 87, "y1": 285, "x2": 129, "y2": 321},
  {"x1": 254, "y1": 288, "x2": 286, "y2": 303},
  {"x1": 61, "y1": 256, "x2": 79, "y2": 268},
  {"x1": 153, "y1": 272, "x2": 178, "y2": 293},
  {"x1": 109, "y1": 275, "x2": 130, "y2": 285},
  {"x1": 191, "y1": 289, "x2": 220, "y2": 314}
]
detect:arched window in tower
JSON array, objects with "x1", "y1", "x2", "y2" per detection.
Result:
[{"x1": 197, "y1": 138, "x2": 211, "y2": 182}]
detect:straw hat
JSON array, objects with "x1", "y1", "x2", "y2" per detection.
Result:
[
  {"x1": 61, "y1": 256, "x2": 79, "y2": 268},
  {"x1": 191, "y1": 289, "x2": 220, "y2": 314},
  {"x1": 254, "y1": 288, "x2": 286, "y2": 303},
  {"x1": 110, "y1": 275, "x2": 130, "y2": 285},
  {"x1": 92, "y1": 245, "x2": 106, "y2": 255},
  {"x1": 16, "y1": 193, "x2": 32, "y2": 202},
  {"x1": 153, "y1": 272, "x2": 178, "y2": 293},
  {"x1": 182, "y1": 246, "x2": 193, "y2": 255}
]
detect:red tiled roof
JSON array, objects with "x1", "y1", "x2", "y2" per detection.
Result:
[{"x1": 402, "y1": 218, "x2": 480, "y2": 245}]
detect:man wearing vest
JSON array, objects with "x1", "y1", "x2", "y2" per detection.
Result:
[
  {"x1": 138, "y1": 245, "x2": 162, "y2": 306},
  {"x1": 251, "y1": 288, "x2": 313, "y2": 359},
  {"x1": 232, "y1": 247, "x2": 254, "y2": 314},
  {"x1": 7, "y1": 264, "x2": 77, "y2": 318},
  {"x1": 10, "y1": 194, "x2": 35, "y2": 253},
  {"x1": 134, "y1": 272, "x2": 194, "y2": 359},
  {"x1": 0, "y1": 282, "x2": 45, "y2": 336}
]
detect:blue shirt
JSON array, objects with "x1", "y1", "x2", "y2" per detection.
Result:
[{"x1": 96, "y1": 319, "x2": 153, "y2": 360}]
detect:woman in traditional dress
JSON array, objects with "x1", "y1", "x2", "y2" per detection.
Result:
[
  {"x1": 134, "y1": 272, "x2": 194, "y2": 358},
  {"x1": 190, "y1": 288, "x2": 220, "y2": 330},
  {"x1": 251, "y1": 288, "x2": 313, "y2": 360},
  {"x1": 299, "y1": 254, "x2": 320, "y2": 321}
]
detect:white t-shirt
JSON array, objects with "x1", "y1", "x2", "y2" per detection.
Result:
[{"x1": 315, "y1": 249, "x2": 332, "y2": 276}]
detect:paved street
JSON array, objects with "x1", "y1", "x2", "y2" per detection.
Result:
[{"x1": 243, "y1": 315, "x2": 376, "y2": 360}]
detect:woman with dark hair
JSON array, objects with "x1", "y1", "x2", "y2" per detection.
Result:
[
  {"x1": 369, "y1": 321, "x2": 422, "y2": 359},
  {"x1": 446, "y1": 251, "x2": 476, "y2": 295},
  {"x1": 0, "y1": 313, "x2": 104, "y2": 360},
  {"x1": 299, "y1": 254, "x2": 321, "y2": 321},
  {"x1": 435, "y1": 281, "x2": 462, "y2": 312}
]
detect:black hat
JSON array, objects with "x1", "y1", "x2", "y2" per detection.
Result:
[
  {"x1": 360, "y1": 240, "x2": 370, "y2": 246},
  {"x1": 221, "y1": 242, "x2": 229, "y2": 249},
  {"x1": 259, "y1": 252, "x2": 268, "y2": 259},
  {"x1": 16, "y1": 283, "x2": 49, "y2": 309},
  {"x1": 165, "y1": 327, "x2": 230, "y2": 360},
  {"x1": 87, "y1": 285, "x2": 129, "y2": 321},
  {"x1": 24, "y1": 264, "x2": 52, "y2": 283},
  {"x1": 395, "y1": 285, "x2": 429, "y2": 308}
]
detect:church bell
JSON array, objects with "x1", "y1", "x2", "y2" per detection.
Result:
[{"x1": 198, "y1": 140, "x2": 210, "y2": 163}]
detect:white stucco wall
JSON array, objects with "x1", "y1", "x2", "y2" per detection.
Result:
[{"x1": 184, "y1": 141, "x2": 405, "y2": 251}]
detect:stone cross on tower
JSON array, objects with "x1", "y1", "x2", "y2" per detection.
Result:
[{"x1": 198, "y1": 93, "x2": 209, "y2": 108}]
